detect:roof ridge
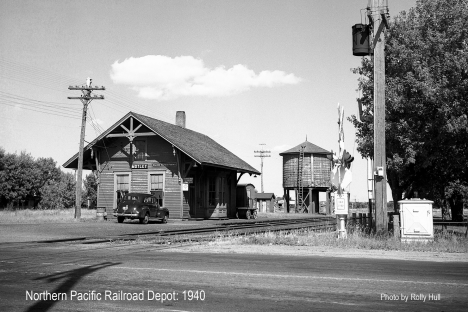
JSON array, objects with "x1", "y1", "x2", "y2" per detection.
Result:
[
  {"x1": 63, "y1": 111, "x2": 260, "y2": 175},
  {"x1": 131, "y1": 111, "x2": 211, "y2": 139},
  {"x1": 279, "y1": 140, "x2": 331, "y2": 155}
]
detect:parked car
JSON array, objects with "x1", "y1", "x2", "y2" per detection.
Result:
[{"x1": 113, "y1": 193, "x2": 169, "y2": 224}]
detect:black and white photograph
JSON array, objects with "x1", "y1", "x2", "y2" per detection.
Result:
[{"x1": 1, "y1": 0, "x2": 467, "y2": 311}]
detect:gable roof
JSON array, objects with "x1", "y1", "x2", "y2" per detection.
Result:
[
  {"x1": 279, "y1": 140, "x2": 331, "y2": 156},
  {"x1": 63, "y1": 111, "x2": 260, "y2": 175},
  {"x1": 255, "y1": 192, "x2": 276, "y2": 200}
]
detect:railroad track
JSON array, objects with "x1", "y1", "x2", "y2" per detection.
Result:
[
  {"x1": 0, "y1": 217, "x2": 337, "y2": 263},
  {"x1": 81, "y1": 216, "x2": 337, "y2": 244}
]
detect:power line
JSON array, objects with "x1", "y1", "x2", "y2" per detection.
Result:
[
  {"x1": 0, "y1": 102, "x2": 81, "y2": 119},
  {"x1": 0, "y1": 57, "x2": 261, "y2": 158}
]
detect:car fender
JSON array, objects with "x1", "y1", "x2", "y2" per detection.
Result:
[{"x1": 140, "y1": 207, "x2": 150, "y2": 217}]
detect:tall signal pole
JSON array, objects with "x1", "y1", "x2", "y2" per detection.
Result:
[
  {"x1": 368, "y1": 0, "x2": 389, "y2": 232},
  {"x1": 68, "y1": 78, "x2": 105, "y2": 219},
  {"x1": 254, "y1": 144, "x2": 270, "y2": 193}
]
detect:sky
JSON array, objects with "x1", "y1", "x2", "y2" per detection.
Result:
[{"x1": 0, "y1": 0, "x2": 417, "y2": 202}]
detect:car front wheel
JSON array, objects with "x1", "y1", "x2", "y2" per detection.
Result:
[
  {"x1": 161, "y1": 213, "x2": 168, "y2": 224},
  {"x1": 117, "y1": 216, "x2": 124, "y2": 223},
  {"x1": 140, "y1": 213, "x2": 149, "y2": 224}
]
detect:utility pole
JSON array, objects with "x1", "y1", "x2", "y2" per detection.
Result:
[
  {"x1": 68, "y1": 78, "x2": 105, "y2": 219},
  {"x1": 368, "y1": 0, "x2": 389, "y2": 232},
  {"x1": 254, "y1": 144, "x2": 270, "y2": 193}
]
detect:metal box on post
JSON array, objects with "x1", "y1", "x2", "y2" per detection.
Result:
[
  {"x1": 398, "y1": 199, "x2": 434, "y2": 242},
  {"x1": 352, "y1": 24, "x2": 373, "y2": 56}
]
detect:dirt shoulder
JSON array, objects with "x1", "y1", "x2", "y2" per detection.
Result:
[{"x1": 160, "y1": 242, "x2": 468, "y2": 263}]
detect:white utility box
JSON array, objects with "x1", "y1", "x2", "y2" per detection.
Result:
[{"x1": 398, "y1": 198, "x2": 434, "y2": 242}]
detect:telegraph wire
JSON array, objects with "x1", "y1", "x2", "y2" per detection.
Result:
[
  {"x1": 89, "y1": 106, "x2": 105, "y2": 134},
  {"x1": 0, "y1": 57, "x2": 172, "y2": 120},
  {"x1": 0, "y1": 90, "x2": 81, "y2": 106},
  {"x1": 0, "y1": 58, "x2": 174, "y2": 122},
  {"x1": 0, "y1": 94, "x2": 82, "y2": 117},
  {"x1": 0, "y1": 102, "x2": 81, "y2": 119},
  {"x1": 0, "y1": 97, "x2": 82, "y2": 117},
  {"x1": 3, "y1": 115, "x2": 80, "y2": 129},
  {"x1": 0, "y1": 57, "x2": 262, "y2": 154},
  {"x1": 0, "y1": 58, "x2": 82, "y2": 85},
  {"x1": 0, "y1": 91, "x2": 82, "y2": 113}
]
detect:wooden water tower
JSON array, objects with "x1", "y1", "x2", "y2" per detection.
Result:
[{"x1": 280, "y1": 140, "x2": 332, "y2": 213}]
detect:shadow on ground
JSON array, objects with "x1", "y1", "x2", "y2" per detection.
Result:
[{"x1": 25, "y1": 262, "x2": 120, "y2": 312}]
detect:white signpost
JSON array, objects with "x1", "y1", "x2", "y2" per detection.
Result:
[
  {"x1": 330, "y1": 104, "x2": 354, "y2": 238},
  {"x1": 334, "y1": 192, "x2": 349, "y2": 238}
]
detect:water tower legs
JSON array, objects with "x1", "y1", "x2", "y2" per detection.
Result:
[{"x1": 283, "y1": 188, "x2": 290, "y2": 213}]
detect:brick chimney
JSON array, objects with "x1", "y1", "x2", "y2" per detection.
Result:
[{"x1": 176, "y1": 111, "x2": 186, "y2": 128}]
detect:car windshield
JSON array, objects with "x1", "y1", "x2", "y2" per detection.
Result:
[{"x1": 122, "y1": 195, "x2": 141, "y2": 202}]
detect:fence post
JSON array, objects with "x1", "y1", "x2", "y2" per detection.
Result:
[
  {"x1": 465, "y1": 215, "x2": 468, "y2": 238},
  {"x1": 393, "y1": 214, "x2": 400, "y2": 238}
]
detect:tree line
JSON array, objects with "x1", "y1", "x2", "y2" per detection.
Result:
[
  {"x1": 350, "y1": 0, "x2": 468, "y2": 220},
  {"x1": 0, "y1": 147, "x2": 96, "y2": 209}
]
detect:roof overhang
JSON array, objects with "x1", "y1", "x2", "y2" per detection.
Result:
[
  {"x1": 63, "y1": 112, "x2": 260, "y2": 175},
  {"x1": 201, "y1": 162, "x2": 260, "y2": 175}
]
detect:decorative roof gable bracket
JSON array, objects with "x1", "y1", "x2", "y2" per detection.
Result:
[{"x1": 106, "y1": 117, "x2": 156, "y2": 142}]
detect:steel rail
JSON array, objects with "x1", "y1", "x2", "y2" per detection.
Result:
[
  {"x1": 81, "y1": 217, "x2": 336, "y2": 244},
  {"x1": 0, "y1": 217, "x2": 337, "y2": 263}
]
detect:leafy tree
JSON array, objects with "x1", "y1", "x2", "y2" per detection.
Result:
[
  {"x1": 38, "y1": 171, "x2": 76, "y2": 209},
  {"x1": 0, "y1": 147, "x2": 5, "y2": 170},
  {"x1": 33, "y1": 157, "x2": 61, "y2": 199},
  {"x1": 0, "y1": 147, "x2": 69, "y2": 209},
  {"x1": 349, "y1": 0, "x2": 468, "y2": 220},
  {"x1": 0, "y1": 151, "x2": 36, "y2": 208},
  {"x1": 83, "y1": 173, "x2": 98, "y2": 208}
]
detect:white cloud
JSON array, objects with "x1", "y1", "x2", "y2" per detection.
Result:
[{"x1": 110, "y1": 55, "x2": 301, "y2": 100}]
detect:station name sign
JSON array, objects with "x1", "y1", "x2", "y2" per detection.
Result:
[{"x1": 132, "y1": 164, "x2": 148, "y2": 169}]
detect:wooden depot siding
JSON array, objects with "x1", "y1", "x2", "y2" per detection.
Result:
[
  {"x1": 93, "y1": 134, "x2": 187, "y2": 218},
  {"x1": 98, "y1": 172, "x2": 115, "y2": 218},
  {"x1": 182, "y1": 191, "x2": 190, "y2": 218},
  {"x1": 165, "y1": 172, "x2": 182, "y2": 217},
  {"x1": 64, "y1": 112, "x2": 261, "y2": 220},
  {"x1": 145, "y1": 135, "x2": 182, "y2": 217},
  {"x1": 131, "y1": 170, "x2": 147, "y2": 193},
  {"x1": 228, "y1": 172, "x2": 236, "y2": 218}
]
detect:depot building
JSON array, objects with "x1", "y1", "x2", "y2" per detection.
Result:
[{"x1": 63, "y1": 111, "x2": 260, "y2": 219}]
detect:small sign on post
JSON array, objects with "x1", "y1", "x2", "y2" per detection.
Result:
[
  {"x1": 334, "y1": 191, "x2": 349, "y2": 238},
  {"x1": 334, "y1": 192, "x2": 349, "y2": 215}
]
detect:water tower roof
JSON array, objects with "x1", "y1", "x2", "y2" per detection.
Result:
[{"x1": 279, "y1": 141, "x2": 331, "y2": 156}]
